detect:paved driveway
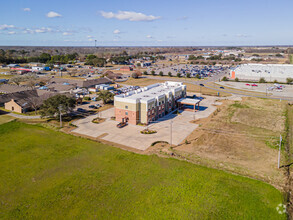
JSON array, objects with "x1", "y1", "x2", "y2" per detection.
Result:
[{"x1": 72, "y1": 96, "x2": 222, "y2": 151}]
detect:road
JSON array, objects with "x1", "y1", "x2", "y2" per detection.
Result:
[{"x1": 143, "y1": 71, "x2": 293, "y2": 101}]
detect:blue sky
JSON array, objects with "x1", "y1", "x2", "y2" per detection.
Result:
[{"x1": 0, "y1": 0, "x2": 293, "y2": 46}]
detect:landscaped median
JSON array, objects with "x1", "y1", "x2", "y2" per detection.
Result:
[{"x1": 0, "y1": 121, "x2": 286, "y2": 219}]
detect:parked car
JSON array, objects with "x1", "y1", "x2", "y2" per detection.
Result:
[
  {"x1": 251, "y1": 84, "x2": 258, "y2": 87},
  {"x1": 245, "y1": 83, "x2": 250, "y2": 86},
  {"x1": 117, "y1": 122, "x2": 127, "y2": 128},
  {"x1": 220, "y1": 86, "x2": 225, "y2": 89},
  {"x1": 95, "y1": 104, "x2": 101, "y2": 108},
  {"x1": 77, "y1": 108, "x2": 86, "y2": 112},
  {"x1": 199, "y1": 84, "x2": 204, "y2": 87},
  {"x1": 89, "y1": 105, "x2": 97, "y2": 109}
]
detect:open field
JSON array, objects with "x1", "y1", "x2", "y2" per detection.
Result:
[
  {"x1": 124, "y1": 77, "x2": 231, "y2": 97},
  {"x1": 0, "y1": 121, "x2": 285, "y2": 219},
  {"x1": 0, "y1": 114, "x2": 14, "y2": 124},
  {"x1": 173, "y1": 97, "x2": 287, "y2": 188}
]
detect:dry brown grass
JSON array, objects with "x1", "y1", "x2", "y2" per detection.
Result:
[{"x1": 174, "y1": 97, "x2": 287, "y2": 188}]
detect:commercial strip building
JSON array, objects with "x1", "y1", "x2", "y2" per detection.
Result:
[
  {"x1": 114, "y1": 81, "x2": 189, "y2": 125},
  {"x1": 230, "y1": 64, "x2": 293, "y2": 82}
]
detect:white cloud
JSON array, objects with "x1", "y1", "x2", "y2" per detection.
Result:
[
  {"x1": 0, "y1": 24, "x2": 15, "y2": 30},
  {"x1": 87, "y1": 35, "x2": 93, "y2": 38},
  {"x1": 113, "y1": 29, "x2": 121, "y2": 34},
  {"x1": 88, "y1": 38, "x2": 95, "y2": 42},
  {"x1": 22, "y1": 27, "x2": 54, "y2": 34},
  {"x1": 236, "y1": 34, "x2": 250, "y2": 38},
  {"x1": 146, "y1": 35, "x2": 152, "y2": 39},
  {"x1": 100, "y1": 11, "x2": 160, "y2": 21},
  {"x1": 8, "y1": 31, "x2": 16, "y2": 35},
  {"x1": 46, "y1": 11, "x2": 62, "y2": 18},
  {"x1": 63, "y1": 32, "x2": 72, "y2": 36},
  {"x1": 35, "y1": 27, "x2": 53, "y2": 33},
  {"x1": 23, "y1": 8, "x2": 31, "y2": 12},
  {"x1": 177, "y1": 16, "x2": 188, "y2": 20}
]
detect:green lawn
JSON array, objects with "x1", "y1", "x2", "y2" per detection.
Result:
[{"x1": 0, "y1": 122, "x2": 286, "y2": 219}]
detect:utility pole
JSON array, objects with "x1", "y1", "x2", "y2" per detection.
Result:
[
  {"x1": 58, "y1": 105, "x2": 63, "y2": 128},
  {"x1": 170, "y1": 120, "x2": 173, "y2": 146},
  {"x1": 278, "y1": 135, "x2": 282, "y2": 168}
]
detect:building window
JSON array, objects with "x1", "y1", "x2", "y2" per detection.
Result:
[
  {"x1": 125, "y1": 105, "x2": 128, "y2": 109},
  {"x1": 125, "y1": 112, "x2": 128, "y2": 115}
]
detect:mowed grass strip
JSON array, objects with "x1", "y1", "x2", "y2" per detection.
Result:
[{"x1": 0, "y1": 122, "x2": 285, "y2": 219}]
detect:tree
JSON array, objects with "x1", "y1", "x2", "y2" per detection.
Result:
[
  {"x1": 143, "y1": 71, "x2": 148, "y2": 75},
  {"x1": 222, "y1": 76, "x2": 228, "y2": 81},
  {"x1": 259, "y1": 77, "x2": 266, "y2": 83},
  {"x1": 235, "y1": 77, "x2": 239, "y2": 82},
  {"x1": 177, "y1": 73, "x2": 181, "y2": 78},
  {"x1": 98, "y1": 90, "x2": 114, "y2": 104},
  {"x1": 168, "y1": 72, "x2": 172, "y2": 77},
  {"x1": 131, "y1": 72, "x2": 138, "y2": 79},
  {"x1": 40, "y1": 95, "x2": 76, "y2": 119},
  {"x1": 9, "y1": 76, "x2": 24, "y2": 86},
  {"x1": 159, "y1": 71, "x2": 163, "y2": 76},
  {"x1": 186, "y1": 73, "x2": 191, "y2": 78},
  {"x1": 286, "y1": 77, "x2": 293, "y2": 84},
  {"x1": 151, "y1": 70, "x2": 155, "y2": 76},
  {"x1": 27, "y1": 96, "x2": 41, "y2": 115}
]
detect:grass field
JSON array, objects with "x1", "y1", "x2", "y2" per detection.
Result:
[
  {"x1": 176, "y1": 97, "x2": 286, "y2": 187},
  {"x1": 0, "y1": 121, "x2": 285, "y2": 219},
  {"x1": 0, "y1": 114, "x2": 14, "y2": 125}
]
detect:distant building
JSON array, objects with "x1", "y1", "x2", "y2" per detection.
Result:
[
  {"x1": 114, "y1": 81, "x2": 186, "y2": 125},
  {"x1": 0, "y1": 84, "x2": 30, "y2": 94},
  {"x1": 120, "y1": 66, "x2": 133, "y2": 71},
  {"x1": 231, "y1": 64, "x2": 293, "y2": 82}
]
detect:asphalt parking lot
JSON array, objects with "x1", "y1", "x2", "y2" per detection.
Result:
[{"x1": 72, "y1": 96, "x2": 223, "y2": 150}]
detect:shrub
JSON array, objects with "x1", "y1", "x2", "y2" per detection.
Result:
[
  {"x1": 168, "y1": 72, "x2": 172, "y2": 77},
  {"x1": 143, "y1": 71, "x2": 148, "y2": 75},
  {"x1": 222, "y1": 76, "x2": 228, "y2": 81},
  {"x1": 159, "y1": 71, "x2": 163, "y2": 76},
  {"x1": 83, "y1": 97, "x2": 91, "y2": 101},
  {"x1": 286, "y1": 77, "x2": 293, "y2": 84},
  {"x1": 186, "y1": 73, "x2": 191, "y2": 78},
  {"x1": 151, "y1": 70, "x2": 155, "y2": 76},
  {"x1": 141, "y1": 129, "x2": 157, "y2": 134},
  {"x1": 131, "y1": 72, "x2": 138, "y2": 79},
  {"x1": 259, "y1": 77, "x2": 266, "y2": 83},
  {"x1": 177, "y1": 73, "x2": 181, "y2": 78},
  {"x1": 235, "y1": 77, "x2": 239, "y2": 82}
]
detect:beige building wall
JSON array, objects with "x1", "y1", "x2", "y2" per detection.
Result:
[
  {"x1": 140, "y1": 103, "x2": 148, "y2": 124},
  {"x1": 5, "y1": 100, "x2": 23, "y2": 113},
  {"x1": 115, "y1": 100, "x2": 138, "y2": 112}
]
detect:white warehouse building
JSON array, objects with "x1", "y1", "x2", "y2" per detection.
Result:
[{"x1": 230, "y1": 64, "x2": 293, "y2": 82}]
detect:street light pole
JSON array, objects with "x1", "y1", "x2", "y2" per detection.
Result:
[
  {"x1": 58, "y1": 105, "x2": 63, "y2": 128},
  {"x1": 170, "y1": 120, "x2": 173, "y2": 147}
]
